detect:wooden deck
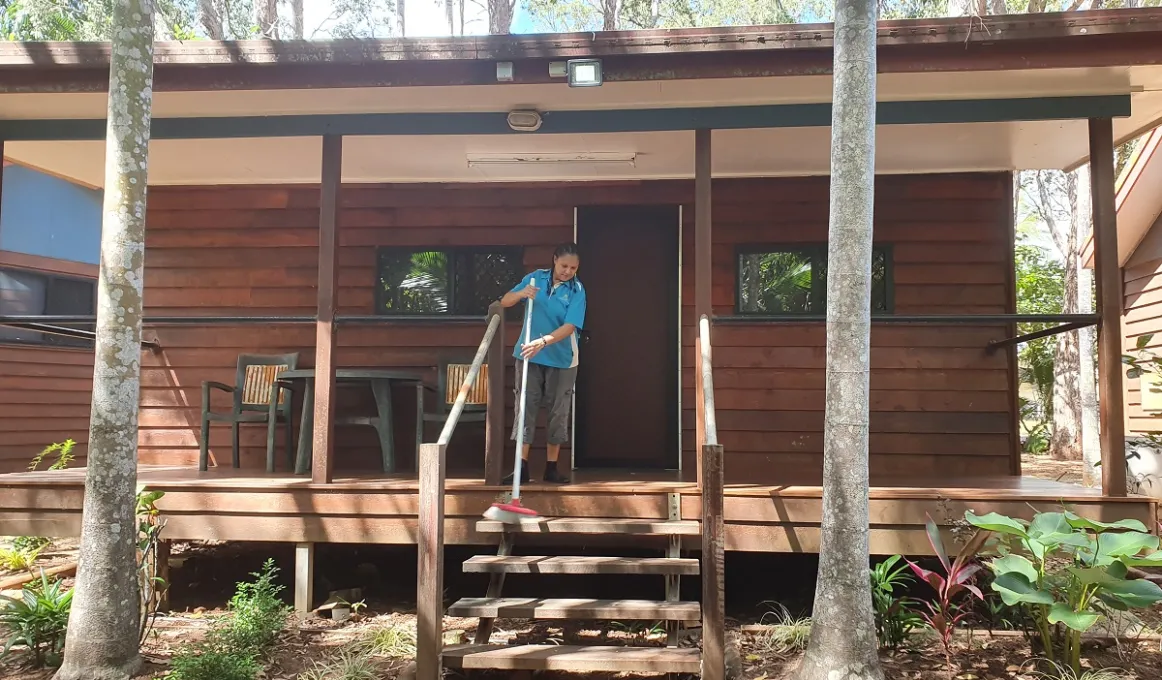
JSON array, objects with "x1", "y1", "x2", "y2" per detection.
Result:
[{"x1": 1, "y1": 465, "x2": 1155, "y2": 555}]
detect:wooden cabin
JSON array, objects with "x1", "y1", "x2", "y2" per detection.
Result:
[{"x1": 3, "y1": 9, "x2": 1162, "y2": 677}]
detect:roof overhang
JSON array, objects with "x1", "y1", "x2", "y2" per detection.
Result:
[
  {"x1": 1082, "y1": 125, "x2": 1162, "y2": 269},
  {"x1": 3, "y1": 9, "x2": 1162, "y2": 187}
]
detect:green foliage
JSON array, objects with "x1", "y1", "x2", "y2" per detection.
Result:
[
  {"x1": 168, "y1": 647, "x2": 261, "y2": 680},
  {"x1": 966, "y1": 509, "x2": 1162, "y2": 675},
  {"x1": 0, "y1": 545, "x2": 42, "y2": 572},
  {"x1": 356, "y1": 620, "x2": 418, "y2": 658},
  {"x1": 136, "y1": 488, "x2": 168, "y2": 648},
  {"x1": 28, "y1": 439, "x2": 76, "y2": 472},
  {"x1": 10, "y1": 536, "x2": 50, "y2": 553},
  {"x1": 870, "y1": 555, "x2": 923, "y2": 649},
  {"x1": 0, "y1": 571, "x2": 73, "y2": 668},
  {"x1": 168, "y1": 558, "x2": 289, "y2": 680},
  {"x1": 1014, "y1": 241, "x2": 1064, "y2": 440},
  {"x1": 219, "y1": 558, "x2": 290, "y2": 654}
]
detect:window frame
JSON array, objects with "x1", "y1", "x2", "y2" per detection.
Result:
[
  {"x1": 0, "y1": 265, "x2": 97, "y2": 348},
  {"x1": 732, "y1": 242, "x2": 894, "y2": 317},
  {"x1": 373, "y1": 245, "x2": 525, "y2": 319}
]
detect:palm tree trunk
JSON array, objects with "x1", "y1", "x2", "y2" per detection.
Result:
[
  {"x1": 796, "y1": 0, "x2": 884, "y2": 677},
  {"x1": 54, "y1": 0, "x2": 154, "y2": 675}
]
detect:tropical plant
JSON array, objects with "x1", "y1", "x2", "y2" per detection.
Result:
[
  {"x1": 0, "y1": 571, "x2": 74, "y2": 667},
  {"x1": 136, "y1": 488, "x2": 168, "y2": 647},
  {"x1": 905, "y1": 514, "x2": 989, "y2": 671},
  {"x1": 966, "y1": 509, "x2": 1162, "y2": 675},
  {"x1": 0, "y1": 545, "x2": 42, "y2": 573},
  {"x1": 870, "y1": 554, "x2": 923, "y2": 649},
  {"x1": 28, "y1": 439, "x2": 76, "y2": 472}
]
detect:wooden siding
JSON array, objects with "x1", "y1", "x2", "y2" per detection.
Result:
[
  {"x1": 139, "y1": 173, "x2": 1016, "y2": 484},
  {"x1": 1123, "y1": 217, "x2": 1162, "y2": 434},
  {"x1": 0, "y1": 251, "x2": 96, "y2": 473}
]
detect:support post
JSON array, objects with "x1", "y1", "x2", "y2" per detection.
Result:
[
  {"x1": 694, "y1": 128, "x2": 712, "y2": 487},
  {"x1": 484, "y1": 301, "x2": 506, "y2": 486},
  {"x1": 312, "y1": 134, "x2": 342, "y2": 484},
  {"x1": 1090, "y1": 118, "x2": 1127, "y2": 498},
  {"x1": 417, "y1": 442, "x2": 447, "y2": 680},
  {"x1": 294, "y1": 542, "x2": 315, "y2": 615},
  {"x1": 701, "y1": 443, "x2": 725, "y2": 680}
]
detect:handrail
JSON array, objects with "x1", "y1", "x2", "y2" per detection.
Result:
[
  {"x1": 698, "y1": 314, "x2": 718, "y2": 447},
  {"x1": 437, "y1": 307, "x2": 502, "y2": 446}
]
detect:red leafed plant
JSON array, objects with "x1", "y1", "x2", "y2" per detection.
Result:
[{"x1": 906, "y1": 513, "x2": 989, "y2": 673}]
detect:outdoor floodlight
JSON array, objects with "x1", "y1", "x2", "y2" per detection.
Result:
[{"x1": 567, "y1": 59, "x2": 603, "y2": 87}]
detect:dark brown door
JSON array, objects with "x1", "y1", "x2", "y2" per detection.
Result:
[{"x1": 574, "y1": 205, "x2": 680, "y2": 469}]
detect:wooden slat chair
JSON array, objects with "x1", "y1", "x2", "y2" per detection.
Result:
[
  {"x1": 422, "y1": 359, "x2": 489, "y2": 438},
  {"x1": 200, "y1": 352, "x2": 299, "y2": 473}
]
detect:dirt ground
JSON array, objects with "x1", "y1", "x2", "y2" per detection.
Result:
[{"x1": 2, "y1": 455, "x2": 1157, "y2": 679}]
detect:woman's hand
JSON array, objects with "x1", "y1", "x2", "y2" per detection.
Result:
[
  {"x1": 517, "y1": 282, "x2": 538, "y2": 300},
  {"x1": 521, "y1": 335, "x2": 552, "y2": 359}
]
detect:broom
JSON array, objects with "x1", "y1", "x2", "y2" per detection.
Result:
[{"x1": 483, "y1": 286, "x2": 541, "y2": 523}]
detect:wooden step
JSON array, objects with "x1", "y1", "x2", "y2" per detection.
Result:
[
  {"x1": 443, "y1": 644, "x2": 702, "y2": 673},
  {"x1": 446, "y1": 597, "x2": 701, "y2": 620},
  {"x1": 477, "y1": 517, "x2": 700, "y2": 535},
  {"x1": 463, "y1": 555, "x2": 700, "y2": 575}
]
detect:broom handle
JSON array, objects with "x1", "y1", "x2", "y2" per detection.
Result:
[{"x1": 511, "y1": 286, "x2": 535, "y2": 500}]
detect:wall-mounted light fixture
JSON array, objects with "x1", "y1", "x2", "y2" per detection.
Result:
[
  {"x1": 567, "y1": 58, "x2": 603, "y2": 87},
  {"x1": 506, "y1": 110, "x2": 543, "y2": 132}
]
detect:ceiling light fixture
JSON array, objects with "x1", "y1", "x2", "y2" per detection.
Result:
[{"x1": 466, "y1": 152, "x2": 636, "y2": 167}]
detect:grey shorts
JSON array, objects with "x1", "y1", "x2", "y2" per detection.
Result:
[{"x1": 511, "y1": 360, "x2": 577, "y2": 446}]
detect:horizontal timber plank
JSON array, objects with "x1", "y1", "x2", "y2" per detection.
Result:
[
  {"x1": 461, "y1": 555, "x2": 700, "y2": 575},
  {"x1": 441, "y1": 644, "x2": 702, "y2": 673},
  {"x1": 476, "y1": 518, "x2": 701, "y2": 535},
  {"x1": 445, "y1": 598, "x2": 701, "y2": 620}
]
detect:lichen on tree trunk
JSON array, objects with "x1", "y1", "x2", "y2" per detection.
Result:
[
  {"x1": 795, "y1": 0, "x2": 884, "y2": 678},
  {"x1": 54, "y1": 1, "x2": 155, "y2": 678}
]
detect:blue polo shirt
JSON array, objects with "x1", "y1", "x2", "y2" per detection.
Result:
[{"x1": 510, "y1": 269, "x2": 586, "y2": 369}]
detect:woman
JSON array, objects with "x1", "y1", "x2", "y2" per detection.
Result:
[{"x1": 498, "y1": 243, "x2": 586, "y2": 485}]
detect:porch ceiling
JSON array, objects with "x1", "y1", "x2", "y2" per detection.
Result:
[{"x1": 3, "y1": 65, "x2": 1162, "y2": 186}]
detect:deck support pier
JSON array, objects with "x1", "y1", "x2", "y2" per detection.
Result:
[
  {"x1": 294, "y1": 542, "x2": 315, "y2": 615},
  {"x1": 1089, "y1": 117, "x2": 1127, "y2": 498},
  {"x1": 312, "y1": 134, "x2": 343, "y2": 484},
  {"x1": 694, "y1": 128, "x2": 712, "y2": 486}
]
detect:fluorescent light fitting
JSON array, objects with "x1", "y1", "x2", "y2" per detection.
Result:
[
  {"x1": 567, "y1": 58, "x2": 603, "y2": 87},
  {"x1": 467, "y1": 152, "x2": 636, "y2": 167}
]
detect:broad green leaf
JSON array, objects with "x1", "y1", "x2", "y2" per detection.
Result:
[
  {"x1": 1029, "y1": 512, "x2": 1070, "y2": 538},
  {"x1": 1098, "y1": 531, "x2": 1160, "y2": 560},
  {"x1": 1102, "y1": 577, "x2": 1162, "y2": 609},
  {"x1": 1069, "y1": 565, "x2": 1128, "y2": 586},
  {"x1": 991, "y1": 572, "x2": 1055, "y2": 607},
  {"x1": 1048, "y1": 603, "x2": 1100, "y2": 632},
  {"x1": 1064, "y1": 512, "x2": 1149, "y2": 534},
  {"x1": 965, "y1": 511, "x2": 1029, "y2": 537},
  {"x1": 1119, "y1": 551, "x2": 1162, "y2": 568},
  {"x1": 1138, "y1": 333, "x2": 1154, "y2": 349},
  {"x1": 990, "y1": 554, "x2": 1038, "y2": 583}
]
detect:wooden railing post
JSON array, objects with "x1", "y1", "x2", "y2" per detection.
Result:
[
  {"x1": 416, "y1": 441, "x2": 446, "y2": 680},
  {"x1": 485, "y1": 302, "x2": 505, "y2": 486},
  {"x1": 701, "y1": 442, "x2": 725, "y2": 680},
  {"x1": 694, "y1": 129, "x2": 713, "y2": 487}
]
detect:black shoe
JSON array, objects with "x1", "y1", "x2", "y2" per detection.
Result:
[
  {"x1": 502, "y1": 464, "x2": 530, "y2": 486},
  {"x1": 543, "y1": 463, "x2": 570, "y2": 485}
]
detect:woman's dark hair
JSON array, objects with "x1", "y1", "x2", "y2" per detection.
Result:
[{"x1": 553, "y1": 242, "x2": 579, "y2": 262}]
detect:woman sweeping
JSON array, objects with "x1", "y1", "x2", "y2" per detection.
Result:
[{"x1": 498, "y1": 243, "x2": 586, "y2": 485}]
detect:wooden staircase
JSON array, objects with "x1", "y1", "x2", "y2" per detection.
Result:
[{"x1": 442, "y1": 508, "x2": 706, "y2": 675}]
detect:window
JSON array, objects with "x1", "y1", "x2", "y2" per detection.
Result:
[
  {"x1": 735, "y1": 245, "x2": 891, "y2": 315},
  {"x1": 375, "y1": 247, "x2": 524, "y2": 316},
  {"x1": 0, "y1": 267, "x2": 96, "y2": 347}
]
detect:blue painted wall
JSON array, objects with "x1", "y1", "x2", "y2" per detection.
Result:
[{"x1": 0, "y1": 164, "x2": 102, "y2": 265}]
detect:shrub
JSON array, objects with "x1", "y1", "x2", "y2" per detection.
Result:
[
  {"x1": 905, "y1": 514, "x2": 989, "y2": 670},
  {"x1": 967, "y1": 509, "x2": 1162, "y2": 676},
  {"x1": 168, "y1": 646, "x2": 260, "y2": 680},
  {"x1": 11, "y1": 536, "x2": 51, "y2": 554},
  {"x1": 870, "y1": 554, "x2": 923, "y2": 649},
  {"x1": 0, "y1": 571, "x2": 73, "y2": 667},
  {"x1": 219, "y1": 558, "x2": 290, "y2": 654},
  {"x1": 27, "y1": 439, "x2": 76, "y2": 472}
]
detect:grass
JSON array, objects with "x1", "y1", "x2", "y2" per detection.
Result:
[
  {"x1": 0, "y1": 546, "x2": 41, "y2": 572},
  {"x1": 1025, "y1": 661, "x2": 1129, "y2": 680},
  {"x1": 298, "y1": 647, "x2": 382, "y2": 680},
  {"x1": 355, "y1": 620, "x2": 418, "y2": 659},
  {"x1": 755, "y1": 603, "x2": 812, "y2": 656}
]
